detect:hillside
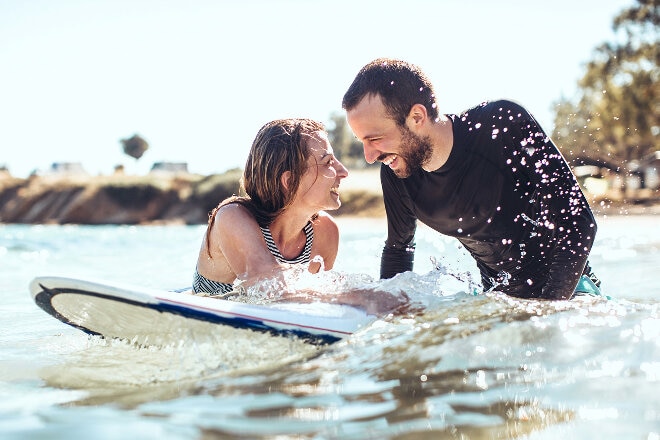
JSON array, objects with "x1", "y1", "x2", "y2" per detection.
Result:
[
  {"x1": 0, "y1": 169, "x2": 385, "y2": 224},
  {"x1": 1, "y1": 168, "x2": 658, "y2": 224}
]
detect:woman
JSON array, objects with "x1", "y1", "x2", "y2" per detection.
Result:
[
  {"x1": 193, "y1": 118, "x2": 347, "y2": 296},
  {"x1": 192, "y1": 118, "x2": 409, "y2": 315}
]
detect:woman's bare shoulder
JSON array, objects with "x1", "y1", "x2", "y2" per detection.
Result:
[
  {"x1": 214, "y1": 202, "x2": 252, "y2": 221},
  {"x1": 212, "y1": 203, "x2": 260, "y2": 235},
  {"x1": 313, "y1": 211, "x2": 338, "y2": 227},
  {"x1": 312, "y1": 211, "x2": 339, "y2": 239}
]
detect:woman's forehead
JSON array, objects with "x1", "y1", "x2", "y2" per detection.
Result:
[{"x1": 304, "y1": 131, "x2": 332, "y2": 154}]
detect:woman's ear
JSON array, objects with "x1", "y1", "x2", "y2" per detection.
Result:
[{"x1": 280, "y1": 171, "x2": 292, "y2": 193}]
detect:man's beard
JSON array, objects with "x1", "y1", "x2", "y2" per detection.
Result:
[{"x1": 394, "y1": 126, "x2": 433, "y2": 178}]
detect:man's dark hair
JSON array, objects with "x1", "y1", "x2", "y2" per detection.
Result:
[{"x1": 342, "y1": 58, "x2": 439, "y2": 126}]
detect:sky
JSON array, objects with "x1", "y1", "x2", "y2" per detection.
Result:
[{"x1": 1, "y1": 0, "x2": 633, "y2": 178}]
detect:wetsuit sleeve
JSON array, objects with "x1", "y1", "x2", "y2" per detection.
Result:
[
  {"x1": 506, "y1": 102, "x2": 597, "y2": 299},
  {"x1": 380, "y1": 164, "x2": 417, "y2": 279}
]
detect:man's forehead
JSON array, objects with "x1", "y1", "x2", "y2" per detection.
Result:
[
  {"x1": 348, "y1": 93, "x2": 391, "y2": 119},
  {"x1": 347, "y1": 95, "x2": 397, "y2": 134},
  {"x1": 359, "y1": 92, "x2": 386, "y2": 109}
]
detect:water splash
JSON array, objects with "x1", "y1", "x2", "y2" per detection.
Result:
[{"x1": 486, "y1": 270, "x2": 512, "y2": 293}]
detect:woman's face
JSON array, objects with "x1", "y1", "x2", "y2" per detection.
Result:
[{"x1": 294, "y1": 131, "x2": 348, "y2": 212}]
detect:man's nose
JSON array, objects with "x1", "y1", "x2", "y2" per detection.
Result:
[{"x1": 363, "y1": 144, "x2": 380, "y2": 164}]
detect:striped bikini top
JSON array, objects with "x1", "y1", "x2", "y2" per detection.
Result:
[
  {"x1": 259, "y1": 221, "x2": 314, "y2": 264},
  {"x1": 192, "y1": 221, "x2": 314, "y2": 296}
]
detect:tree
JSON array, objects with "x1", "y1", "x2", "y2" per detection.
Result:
[
  {"x1": 120, "y1": 134, "x2": 149, "y2": 160},
  {"x1": 552, "y1": 0, "x2": 659, "y2": 182}
]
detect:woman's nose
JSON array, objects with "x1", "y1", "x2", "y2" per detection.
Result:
[{"x1": 336, "y1": 160, "x2": 349, "y2": 178}]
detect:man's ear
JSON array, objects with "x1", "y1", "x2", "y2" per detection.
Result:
[
  {"x1": 407, "y1": 103, "x2": 428, "y2": 128},
  {"x1": 280, "y1": 171, "x2": 292, "y2": 192}
]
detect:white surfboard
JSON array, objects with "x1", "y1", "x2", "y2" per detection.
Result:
[{"x1": 30, "y1": 276, "x2": 377, "y2": 346}]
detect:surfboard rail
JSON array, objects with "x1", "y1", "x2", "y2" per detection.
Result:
[{"x1": 30, "y1": 276, "x2": 376, "y2": 346}]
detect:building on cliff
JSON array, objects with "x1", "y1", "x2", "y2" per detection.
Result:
[
  {"x1": 35, "y1": 162, "x2": 88, "y2": 176},
  {"x1": 150, "y1": 162, "x2": 189, "y2": 174}
]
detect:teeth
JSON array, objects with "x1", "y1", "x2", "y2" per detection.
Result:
[{"x1": 383, "y1": 155, "x2": 396, "y2": 166}]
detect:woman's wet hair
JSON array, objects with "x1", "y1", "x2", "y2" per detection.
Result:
[
  {"x1": 241, "y1": 118, "x2": 325, "y2": 224},
  {"x1": 204, "y1": 118, "x2": 325, "y2": 256}
]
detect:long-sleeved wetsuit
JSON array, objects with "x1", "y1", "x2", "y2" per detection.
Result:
[{"x1": 380, "y1": 100, "x2": 597, "y2": 299}]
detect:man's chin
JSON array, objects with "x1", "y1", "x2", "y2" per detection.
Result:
[{"x1": 392, "y1": 165, "x2": 411, "y2": 178}]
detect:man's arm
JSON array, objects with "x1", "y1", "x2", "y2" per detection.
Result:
[
  {"x1": 507, "y1": 101, "x2": 597, "y2": 299},
  {"x1": 379, "y1": 164, "x2": 418, "y2": 279},
  {"x1": 381, "y1": 244, "x2": 416, "y2": 279},
  {"x1": 541, "y1": 208, "x2": 596, "y2": 299}
]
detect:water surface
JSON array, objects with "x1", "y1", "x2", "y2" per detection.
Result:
[{"x1": 0, "y1": 216, "x2": 658, "y2": 439}]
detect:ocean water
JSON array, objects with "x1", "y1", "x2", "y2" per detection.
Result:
[{"x1": 0, "y1": 215, "x2": 658, "y2": 439}]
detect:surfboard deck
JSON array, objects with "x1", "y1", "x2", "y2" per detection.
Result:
[{"x1": 30, "y1": 276, "x2": 377, "y2": 346}]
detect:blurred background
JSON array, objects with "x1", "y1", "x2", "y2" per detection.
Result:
[{"x1": 1, "y1": 0, "x2": 657, "y2": 224}]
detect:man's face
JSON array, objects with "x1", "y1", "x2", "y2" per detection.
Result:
[{"x1": 346, "y1": 94, "x2": 432, "y2": 178}]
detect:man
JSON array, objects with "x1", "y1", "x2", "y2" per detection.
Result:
[{"x1": 342, "y1": 58, "x2": 600, "y2": 300}]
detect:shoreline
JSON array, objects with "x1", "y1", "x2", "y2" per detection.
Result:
[{"x1": 1, "y1": 170, "x2": 658, "y2": 224}]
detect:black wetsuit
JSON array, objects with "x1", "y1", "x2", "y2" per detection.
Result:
[{"x1": 380, "y1": 100, "x2": 597, "y2": 299}]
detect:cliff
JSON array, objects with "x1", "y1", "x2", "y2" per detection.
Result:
[
  {"x1": 0, "y1": 170, "x2": 385, "y2": 225},
  {"x1": 4, "y1": 169, "x2": 652, "y2": 225}
]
